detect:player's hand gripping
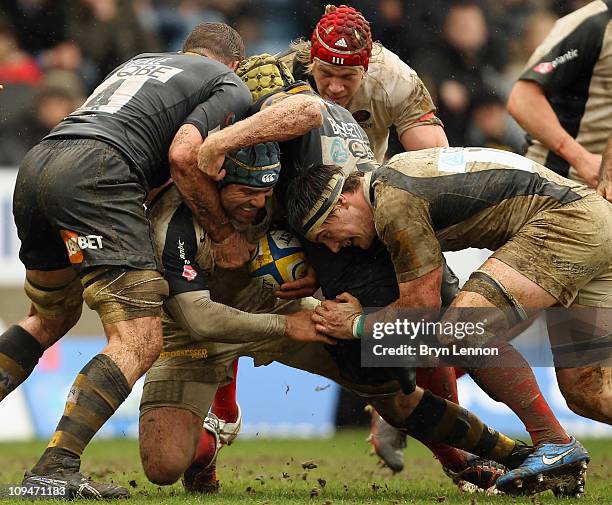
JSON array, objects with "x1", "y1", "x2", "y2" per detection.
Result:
[
  {"x1": 312, "y1": 292, "x2": 363, "y2": 340},
  {"x1": 285, "y1": 310, "x2": 337, "y2": 345},
  {"x1": 597, "y1": 178, "x2": 612, "y2": 202},
  {"x1": 198, "y1": 133, "x2": 227, "y2": 181},
  {"x1": 212, "y1": 231, "x2": 255, "y2": 269},
  {"x1": 275, "y1": 265, "x2": 319, "y2": 300},
  {"x1": 573, "y1": 150, "x2": 601, "y2": 188}
]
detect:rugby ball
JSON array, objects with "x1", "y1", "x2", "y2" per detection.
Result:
[{"x1": 248, "y1": 230, "x2": 307, "y2": 289}]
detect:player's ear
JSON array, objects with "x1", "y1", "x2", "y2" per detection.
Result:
[
  {"x1": 228, "y1": 60, "x2": 240, "y2": 71},
  {"x1": 337, "y1": 194, "x2": 350, "y2": 210}
]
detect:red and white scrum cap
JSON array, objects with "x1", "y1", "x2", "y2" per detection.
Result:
[{"x1": 310, "y1": 4, "x2": 372, "y2": 70}]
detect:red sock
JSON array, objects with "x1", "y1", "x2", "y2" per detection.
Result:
[
  {"x1": 469, "y1": 344, "x2": 569, "y2": 445},
  {"x1": 417, "y1": 367, "x2": 459, "y2": 403},
  {"x1": 426, "y1": 441, "x2": 469, "y2": 472},
  {"x1": 212, "y1": 359, "x2": 239, "y2": 422},
  {"x1": 193, "y1": 429, "x2": 217, "y2": 467}
]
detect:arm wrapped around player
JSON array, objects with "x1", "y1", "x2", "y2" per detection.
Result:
[{"x1": 166, "y1": 290, "x2": 286, "y2": 343}]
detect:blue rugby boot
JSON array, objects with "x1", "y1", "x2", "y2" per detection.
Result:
[{"x1": 496, "y1": 437, "x2": 589, "y2": 497}]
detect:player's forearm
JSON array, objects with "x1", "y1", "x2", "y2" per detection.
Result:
[
  {"x1": 174, "y1": 169, "x2": 234, "y2": 242},
  {"x1": 507, "y1": 81, "x2": 587, "y2": 167},
  {"x1": 169, "y1": 127, "x2": 234, "y2": 242},
  {"x1": 167, "y1": 292, "x2": 287, "y2": 343},
  {"x1": 361, "y1": 268, "x2": 443, "y2": 338},
  {"x1": 209, "y1": 95, "x2": 324, "y2": 152}
]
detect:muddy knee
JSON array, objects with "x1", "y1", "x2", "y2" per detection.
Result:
[
  {"x1": 557, "y1": 367, "x2": 612, "y2": 422},
  {"x1": 139, "y1": 407, "x2": 200, "y2": 485}
]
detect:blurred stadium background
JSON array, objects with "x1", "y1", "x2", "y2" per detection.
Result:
[{"x1": 0, "y1": 0, "x2": 611, "y2": 445}]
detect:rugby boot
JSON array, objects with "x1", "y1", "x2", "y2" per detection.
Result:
[
  {"x1": 182, "y1": 413, "x2": 222, "y2": 494},
  {"x1": 443, "y1": 456, "x2": 507, "y2": 494},
  {"x1": 496, "y1": 437, "x2": 589, "y2": 497},
  {"x1": 217, "y1": 403, "x2": 242, "y2": 446},
  {"x1": 367, "y1": 406, "x2": 406, "y2": 473},
  {"x1": 22, "y1": 455, "x2": 129, "y2": 499}
]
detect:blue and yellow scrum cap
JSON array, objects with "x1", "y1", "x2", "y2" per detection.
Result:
[
  {"x1": 301, "y1": 172, "x2": 345, "y2": 241},
  {"x1": 219, "y1": 142, "x2": 282, "y2": 189}
]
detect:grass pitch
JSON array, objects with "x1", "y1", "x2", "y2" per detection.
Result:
[{"x1": 1, "y1": 431, "x2": 610, "y2": 504}]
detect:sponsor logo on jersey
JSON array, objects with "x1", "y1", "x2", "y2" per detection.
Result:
[
  {"x1": 327, "y1": 116, "x2": 368, "y2": 140},
  {"x1": 115, "y1": 56, "x2": 183, "y2": 82},
  {"x1": 352, "y1": 109, "x2": 371, "y2": 123},
  {"x1": 533, "y1": 49, "x2": 579, "y2": 74},
  {"x1": 335, "y1": 38, "x2": 348, "y2": 48},
  {"x1": 348, "y1": 139, "x2": 375, "y2": 160},
  {"x1": 60, "y1": 230, "x2": 103, "y2": 264},
  {"x1": 330, "y1": 138, "x2": 349, "y2": 163},
  {"x1": 178, "y1": 239, "x2": 198, "y2": 281},
  {"x1": 182, "y1": 264, "x2": 198, "y2": 282}
]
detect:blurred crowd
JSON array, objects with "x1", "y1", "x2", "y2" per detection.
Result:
[{"x1": 0, "y1": 0, "x2": 592, "y2": 166}]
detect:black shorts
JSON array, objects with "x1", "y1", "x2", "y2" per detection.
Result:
[{"x1": 14, "y1": 138, "x2": 159, "y2": 273}]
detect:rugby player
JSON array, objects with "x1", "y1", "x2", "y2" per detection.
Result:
[
  {"x1": 206, "y1": 4, "x2": 457, "y2": 472},
  {"x1": 139, "y1": 143, "x2": 536, "y2": 495},
  {"x1": 195, "y1": 53, "x2": 504, "y2": 490},
  {"x1": 285, "y1": 147, "x2": 612, "y2": 496},
  {"x1": 0, "y1": 23, "x2": 253, "y2": 498}
]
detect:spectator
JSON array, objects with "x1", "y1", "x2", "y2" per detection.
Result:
[
  {"x1": 0, "y1": 17, "x2": 42, "y2": 86},
  {"x1": 0, "y1": 17, "x2": 40, "y2": 165},
  {"x1": 66, "y1": 0, "x2": 162, "y2": 79},
  {"x1": 504, "y1": 8, "x2": 557, "y2": 80},
  {"x1": 357, "y1": 0, "x2": 446, "y2": 66},
  {"x1": 0, "y1": 0, "x2": 67, "y2": 54},
  {"x1": 467, "y1": 92, "x2": 524, "y2": 151},
  {"x1": 414, "y1": 1, "x2": 507, "y2": 145},
  {"x1": 20, "y1": 86, "x2": 79, "y2": 148}
]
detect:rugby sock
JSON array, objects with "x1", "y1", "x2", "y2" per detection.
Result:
[
  {"x1": 417, "y1": 366, "x2": 459, "y2": 402},
  {"x1": 426, "y1": 442, "x2": 469, "y2": 472},
  {"x1": 32, "y1": 354, "x2": 130, "y2": 474},
  {"x1": 399, "y1": 390, "x2": 520, "y2": 468},
  {"x1": 416, "y1": 367, "x2": 471, "y2": 470},
  {"x1": 192, "y1": 429, "x2": 218, "y2": 468},
  {"x1": 0, "y1": 325, "x2": 44, "y2": 401},
  {"x1": 468, "y1": 343, "x2": 570, "y2": 445},
  {"x1": 212, "y1": 359, "x2": 239, "y2": 422}
]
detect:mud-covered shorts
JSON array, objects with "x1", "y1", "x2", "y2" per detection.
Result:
[
  {"x1": 140, "y1": 297, "x2": 401, "y2": 420},
  {"x1": 14, "y1": 138, "x2": 159, "y2": 272},
  {"x1": 492, "y1": 193, "x2": 612, "y2": 308}
]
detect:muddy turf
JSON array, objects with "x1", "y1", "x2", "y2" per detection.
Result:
[{"x1": 1, "y1": 431, "x2": 610, "y2": 504}]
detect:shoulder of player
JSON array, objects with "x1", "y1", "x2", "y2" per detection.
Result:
[
  {"x1": 360, "y1": 45, "x2": 421, "y2": 103},
  {"x1": 366, "y1": 44, "x2": 418, "y2": 82},
  {"x1": 149, "y1": 187, "x2": 205, "y2": 252}
]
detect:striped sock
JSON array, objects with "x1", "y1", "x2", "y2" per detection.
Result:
[
  {"x1": 0, "y1": 325, "x2": 44, "y2": 401},
  {"x1": 32, "y1": 354, "x2": 130, "y2": 474},
  {"x1": 400, "y1": 391, "x2": 518, "y2": 467}
]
